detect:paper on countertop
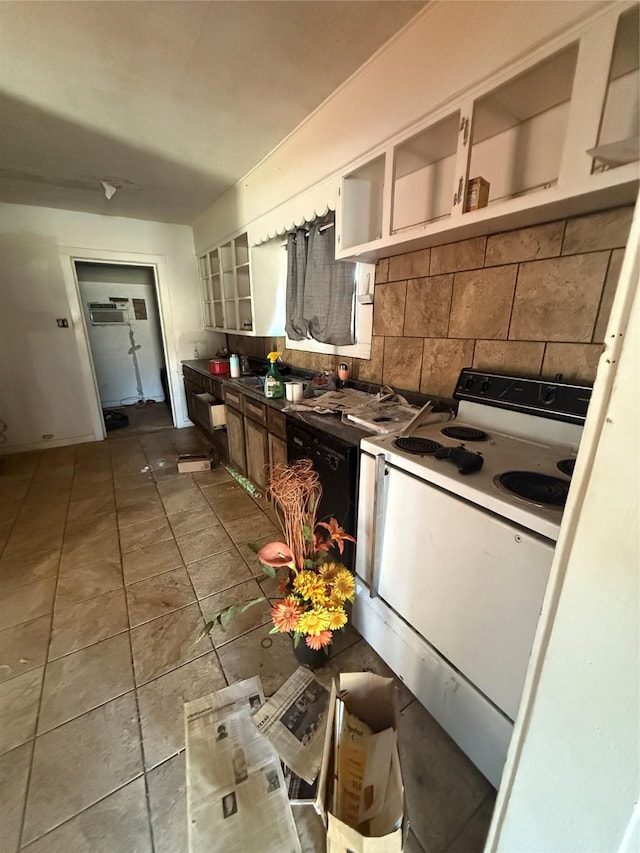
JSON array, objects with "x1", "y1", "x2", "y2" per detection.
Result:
[{"x1": 283, "y1": 388, "x2": 375, "y2": 415}]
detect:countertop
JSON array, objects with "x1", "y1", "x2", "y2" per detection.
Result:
[{"x1": 182, "y1": 359, "x2": 377, "y2": 447}]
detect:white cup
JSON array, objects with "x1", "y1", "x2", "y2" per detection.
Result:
[{"x1": 285, "y1": 381, "x2": 304, "y2": 402}]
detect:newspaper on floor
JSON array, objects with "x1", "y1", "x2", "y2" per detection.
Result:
[
  {"x1": 185, "y1": 676, "x2": 301, "y2": 853},
  {"x1": 252, "y1": 665, "x2": 331, "y2": 785}
]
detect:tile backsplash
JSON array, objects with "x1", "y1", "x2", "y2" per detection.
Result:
[{"x1": 228, "y1": 205, "x2": 633, "y2": 399}]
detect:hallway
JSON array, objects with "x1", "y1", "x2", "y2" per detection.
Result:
[{"x1": 0, "y1": 425, "x2": 494, "y2": 852}]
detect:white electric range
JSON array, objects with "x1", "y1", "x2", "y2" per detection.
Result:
[{"x1": 353, "y1": 369, "x2": 591, "y2": 787}]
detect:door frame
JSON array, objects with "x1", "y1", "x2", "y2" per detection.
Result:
[{"x1": 60, "y1": 246, "x2": 179, "y2": 441}]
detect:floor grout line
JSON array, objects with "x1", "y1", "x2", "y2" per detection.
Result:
[{"x1": 15, "y1": 448, "x2": 74, "y2": 851}]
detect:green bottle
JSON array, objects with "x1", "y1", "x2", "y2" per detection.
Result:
[{"x1": 264, "y1": 351, "x2": 284, "y2": 399}]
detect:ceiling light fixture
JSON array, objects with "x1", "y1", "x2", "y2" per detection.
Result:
[{"x1": 101, "y1": 181, "x2": 118, "y2": 200}]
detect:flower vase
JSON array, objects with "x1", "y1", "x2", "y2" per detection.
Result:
[{"x1": 292, "y1": 636, "x2": 330, "y2": 669}]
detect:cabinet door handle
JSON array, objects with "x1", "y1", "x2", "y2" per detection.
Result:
[
  {"x1": 453, "y1": 176, "x2": 464, "y2": 207},
  {"x1": 459, "y1": 115, "x2": 470, "y2": 145},
  {"x1": 369, "y1": 454, "x2": 387, "y2": 598}
]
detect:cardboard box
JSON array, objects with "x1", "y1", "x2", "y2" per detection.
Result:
[
  {"x1": 177, "y1": 454, "x2": 211, "y2": 473},
  {"x1": 316, "y1": 673, "x2": 406, "y2": 853},
  {"x1": 465, "y1": 176, "x2": 490, "y2": 211}
]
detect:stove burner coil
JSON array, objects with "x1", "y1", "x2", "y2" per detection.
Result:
[
  {"x1": 557, "y1": 458, "x2": 575, "y2": 477},
  {"x1": 494, "y1": 471, "x2": 569, "y2": 509},
  {"x1": 394, "y1": 437, "x2": 442, "y2": 455},
  {"x1": 441, "y1": 426, "x2": 488, "y2": 442}
]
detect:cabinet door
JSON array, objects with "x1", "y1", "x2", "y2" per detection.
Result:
[
  {"x1": 267, "y1": 408, "x2": 287, "y2": 440},
  {"x1": 268, "y1": 432, "x2": 287, "y2": 479},
  {"x1": 184, "y1": 379, "x2": 198, "y2": 425},
  {"x1": 244, "y1": 418, "x2": 269, "y2": 490},
  {"x1": 225, "y1": 406, "x2": 246, "y2": 475}
]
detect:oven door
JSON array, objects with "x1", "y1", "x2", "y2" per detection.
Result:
[{"x1": 356, "y1": 450, "x2": 554, "y2": 721}]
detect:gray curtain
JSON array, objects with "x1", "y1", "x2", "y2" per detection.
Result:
[
  {"x1": 285, "y1": 228, "x2": 308, "y2": 340},
  {"x1": 285, "y1": 216, "x2": 356, "y2": 346}
]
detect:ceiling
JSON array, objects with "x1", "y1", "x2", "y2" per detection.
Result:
[{"x1": 0, "y1": 0, "x2": 425, "y2": 225}]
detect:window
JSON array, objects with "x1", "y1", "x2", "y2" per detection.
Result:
[
  {"x1": 284, "y1": 213, "x2": 373, "y2": 358},
  {"x1": 285, "y1": 260, "x2": 373, "y2": 359}
]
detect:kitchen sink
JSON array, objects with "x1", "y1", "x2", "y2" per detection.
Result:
[{"x1": 233, "y1": 375, "x2": 264, "y2": 387}]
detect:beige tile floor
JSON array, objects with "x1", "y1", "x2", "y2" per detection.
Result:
[{"x1": 0, "y1": 420, "x2": 495, "y2": 852}]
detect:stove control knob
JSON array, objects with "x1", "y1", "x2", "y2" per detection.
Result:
[
  {"x1": 543, "y1": 387, "x2": 557, "y2": 405},
  {"x1": 464, "y1": 376, "x2": 474, "y2": 390},
  {"x1": 480, "y1": 378, "x2": 490, "y2": 393}
]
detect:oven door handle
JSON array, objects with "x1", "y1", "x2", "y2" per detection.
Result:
[{"x1": 369, "y1": 453, "x2": 387, "y2": 598}]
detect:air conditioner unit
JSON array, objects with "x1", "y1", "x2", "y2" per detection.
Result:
[{"x1": 88, "y1": 302, "x2": 130, "y2": 325}]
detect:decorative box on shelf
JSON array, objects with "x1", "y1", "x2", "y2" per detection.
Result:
[{"x1": 465, "y1": 176, "x2": 490, "y2": 211}]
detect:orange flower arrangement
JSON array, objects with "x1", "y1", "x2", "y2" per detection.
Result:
[{"x1": 199, "y1": 460, "x2": 355, "y2": 655}]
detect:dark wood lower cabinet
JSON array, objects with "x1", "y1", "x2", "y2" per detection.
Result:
[
  {"x1": 268, "y1": 432, "x2": 287, "y2": 473},
  {"x1": 179, "y1": 369, "x2": 290, "y2": 490},
  {"x1": 245, "y1": 417, "x2": 269, "y2": 490},
  {"x1": 225, "y1": 405, "x2": 246, "y2": 475}
]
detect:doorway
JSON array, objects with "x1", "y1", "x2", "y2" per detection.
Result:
[{"x1": 75, "y1": 261, "x2": 173, "y2": 434}]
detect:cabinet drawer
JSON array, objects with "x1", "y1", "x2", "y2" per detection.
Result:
[
  {"x1": 224, "y1": 386, "x2": 244, "y2": 410},
  {"x1": 243, "y1": 397, "x2": 267, "y2": 425},
  {"x1": 194, "y1": 393, "x2": 226, "y2": 430},
  {"x1": 209, "y1": 375, "x2": 224, "y2": 398},
  {"x1": 267, "y1": 407, "x2": 287, "y2": 440},
  {"x1": 184, "y1": 366, "x2": 205, "y2": 390}
]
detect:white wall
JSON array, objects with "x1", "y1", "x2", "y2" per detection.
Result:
[
  {"x1": 488, "y1": 200, "x2": 639, "y2": 851},
  {"x1": 192, "y1": 0, "x2": 602, "y2": 252},
  {"x1": 0, "y1": 203, "x2": 225, "y2": 451}
]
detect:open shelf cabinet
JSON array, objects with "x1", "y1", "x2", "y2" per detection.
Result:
[
  {"x1": 200, "y1": 232, "x2": 255, "y2": 333},
  {"x1": 198, "y1": 230, "x2": 285, "y2": 336},
  {"x1": 336, "y1": 3, "x2": 639, "y2": 261}
]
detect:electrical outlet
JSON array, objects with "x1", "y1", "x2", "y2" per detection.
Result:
[{"x1": 56, "y1": 318, "x2": 69, "y2": 328}]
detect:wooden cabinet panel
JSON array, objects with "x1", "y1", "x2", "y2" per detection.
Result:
[
  {"x1": 184, "y1": 379, "x2": 198, "y2": 424},
  {"x1": 184, "y1": 367, "x2": 206, "y2": 391},
  {"x1": 209, "y1": 375, "x2": 223, "y2": 398},
  {"x1": 224, "y1": 386, "x2": 244, "y2": 410},
  {"x1": 244, "y1": 417, "x2": 269, "y2": 490},
  {"x1": 268, "y1": 432, "x2": 287, "y2": 476},
  {"x1": 267, "y1": 407, "x2": 287, "y2": 440},
  {"x1": 226, "y1": 405, "x2": 246, "y2": 474},
  {"x1": 243, "y1": 397, "x2": 267, "y2": 426}
]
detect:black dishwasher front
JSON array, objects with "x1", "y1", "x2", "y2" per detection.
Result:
[{"x1": 286, "y1": 420, "x2": 358, "y2": 570}]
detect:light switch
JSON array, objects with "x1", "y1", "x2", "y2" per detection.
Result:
[{"x1": 56, "y1": 318, "x2": 69, "y2": 328}]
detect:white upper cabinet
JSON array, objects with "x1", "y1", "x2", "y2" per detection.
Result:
[
  {"x1": 199, "y1": 231, "x2": 284, "y2": 336},
  {"x1": 392, "y1": 109, "x2": 462, "y2": 234},
  {"x1": 590, "y1": 4, "x2": 639, "y2": 170},
  {"x1": 468, "y1": 44, "x2": 578, "y2": 207},
  {"x1": 336, "y1": 3, "x2": 639, "y2": 260}
]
